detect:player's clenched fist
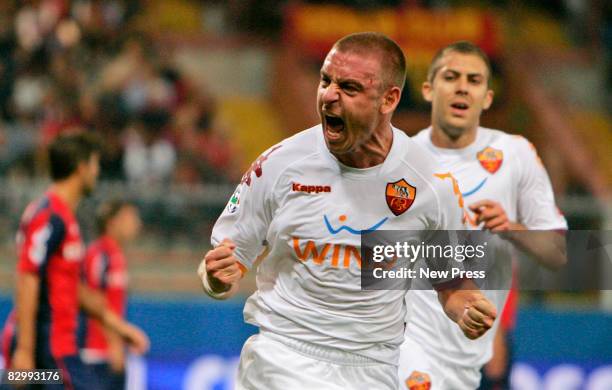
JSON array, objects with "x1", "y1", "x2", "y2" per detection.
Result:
[
  {"x1": 439, "y1": 283, "x2": 497, "y2": 340},
  {"x1": 455, "y1": 292, "x2": 497, "y2": 339},
  {"x1": 198, "y1": 238, "x2": 242, "y2": 298}
]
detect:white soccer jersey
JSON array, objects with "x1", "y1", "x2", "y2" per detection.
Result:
[
  {"x1": 404, "y1": 127, "x2": 567, "y2": 376},
  {"x1": 212, "y1": 125, "x2": 465, "y2": 365}
]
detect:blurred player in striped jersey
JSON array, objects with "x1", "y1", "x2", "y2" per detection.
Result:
[
  {"x1": 1, "y1": 133, "x2": 148, "y2": 390},
  {"x1": 79, "y1": 200, "x2": 142, "y2": 390},
  {"x1": 398, "y1": 41, "x2": 567, "y2": 390},
  {"x1": 197, "y1": 32, "x2": 497, "y2": 390}
]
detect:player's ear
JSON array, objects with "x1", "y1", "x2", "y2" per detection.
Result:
[
  {"x1": 422, "y1": 81, "x2": 433, "y2": 103},
  {"x1": 381, "y1": 86, "x2": 401, "y2": 115},
  {"x1": 483, "y1": 89, "x2": 494, "y2": 110}
]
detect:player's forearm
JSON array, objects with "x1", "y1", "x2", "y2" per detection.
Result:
[
  {"x1": 15, "y1": 273, "x2": 40, "y2": 353},
  {"x1": 78, "y1": 284, "x2": 130, "y2": 338},
  {"x1": 100, "y1": 307, "x2": 129, "y2": 337},
  {"x1": 78, "y1": 283, "x2": 107, "y2": 320},
  {"x1": 98, "y1": 310, "x2": 149, "y2": 355},
  {"x1": 504, "y1": 224, "x2": 567, "y2": 270},
  {"x1": 104, "y1": 328, "x2": 126, "y2": 372}
]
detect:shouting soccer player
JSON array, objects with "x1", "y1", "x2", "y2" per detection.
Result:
[
  {"x1": 197, "y1": 33, "x2": 497, "y2": 390},
  {"x1": 1, "y1": 133, "x2": 148, "y2": 390},
  {"x1": 398, "y1": 41, "x2": 567, "y2": 389}
]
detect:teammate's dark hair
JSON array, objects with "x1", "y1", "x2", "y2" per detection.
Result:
[
  {"x1": 49, "y1": 132, "x2": 101, "y2": 181},
  {"x1": 96, "y1": 199, "x2": 132, "y2": 235},
  {"x1": 332, "y1": 32, "x2": 407, "y2": 91},
  {"x1": 427, "y1": 41, "x2": 493, "y2": 86}
]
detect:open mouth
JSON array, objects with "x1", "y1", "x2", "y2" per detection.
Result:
[
  {"x1": 324, "y1": 115, "x2": 345, "y2": 140},
  {"x1": 451, "y1": 102, "x2": 469, "y2": 110},
  {"x1": 450, "y1": 102, "x2": 469, "y2": 117}
]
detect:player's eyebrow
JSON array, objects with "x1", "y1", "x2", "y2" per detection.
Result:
[
  {"x1": 443, "y1": 68, "x2": 486, "y2": 80},
  {"x1": 320, "y1": 71, "x2": 366, "y2": 89},
  {"x1": 338, "y1": 78, "x2": 365, "y2": 90}
]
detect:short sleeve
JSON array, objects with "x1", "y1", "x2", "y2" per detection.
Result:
[
  {"x1": 514, "y1": 137, "x2": 567, "y2": 230},
  {"x1": 211, "y1": 145, "x2": 283, "y2": 271},
  {"x1": 18, "y1": 213, "x2": 66, "y2": 275},
  {"x1": 85, "y1": 249, "x2": 110, "y2": 290}
]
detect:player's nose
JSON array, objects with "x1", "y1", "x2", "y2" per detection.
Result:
[
  {"x1": 321, "y1": 84, "x2": 340, "y2": 104},
  {"x1": 455, "y1": 78, "x2": 469, "y2": 95}
]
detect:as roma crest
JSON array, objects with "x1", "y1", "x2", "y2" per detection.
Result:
[
  {"x1": 386, "y1": 179, "x2": 416, "y2": 216},
  {"x1": 405, "y1": 370, "x2": 432, "y2": 390},
  {"x1": 477, "y1": 146, "x2": 503, "y2": 174}
]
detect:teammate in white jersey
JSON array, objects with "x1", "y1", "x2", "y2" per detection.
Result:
[
  {"x1": 196, "y1": 33, "x2": 497, "y2": 390},
  {"x1": 398, "y1": 41, "x2": 567, "y2": 390}
]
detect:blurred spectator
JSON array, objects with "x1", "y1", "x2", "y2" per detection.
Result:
[
  {"x1": 0, "y1": 0, "x2": 238, "y2": 189},
  {"x1": 0, "y1": 120, "x2": 37, "y2": 177},
  {"x1": 171, "y1": 84, "x2": 239, "y2": 185},
  {"x1": 0, "y1": 2, "x2": 17, "y2": 122},
  {"x1": 603, "y1": 1, "x2": 612, "y2": 107},
  {"x1": 40, "y1": 88, "x2": 83, "y2": 146},
  {"x1": 123, "y1": 109, "x2": 176, "y2": 185}
]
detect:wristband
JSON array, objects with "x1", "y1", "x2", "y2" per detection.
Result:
[{"x1": 197, "y1": 260, "x2": 233, "y2": 299}]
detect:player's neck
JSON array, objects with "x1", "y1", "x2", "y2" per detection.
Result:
[
  {"x1": 105, "y1": 230, "x2": 125, "y2": 246},
  {"x1": 430, "y1": 125, "x2": 477, "y2": 149},
  {"x1": 49, "y1": 179, "x2": 83, "y2": 211},
  {"x1": 335, "y1": 125, "x2": 393, "y2": 168}
]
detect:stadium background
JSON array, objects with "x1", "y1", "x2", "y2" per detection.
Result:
[{"x1": 0, "y1": 0, "x2": 610, "y2": 389}]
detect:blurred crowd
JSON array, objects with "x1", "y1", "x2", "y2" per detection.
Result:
[
  {"x1": 0, "y1": 0, "x2": 608, "y2": 188},
  {"x1": 0, "y1": 0, "x2": 239, "y2": 187}
]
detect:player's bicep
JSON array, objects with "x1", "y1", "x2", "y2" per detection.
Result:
[{"x1": 515, "y1": 138, "x2": 566, "y2": 229}]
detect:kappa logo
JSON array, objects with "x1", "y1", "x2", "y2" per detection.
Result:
[
  {"x1": 292, "y1": 182, "x2": 331, "y2": 194},
  {"x1": 477, "y1": 146, "x2": 503, "y2": 174},
  {"x1": 240, "y1": 145, "x2": 282, "y2": 186},
  {"x1": 405, "y1": 370, "x2": 431, "y2": 390},
  {"x1": 385, "y1": 179, "x2": 416, "y2": 216}
]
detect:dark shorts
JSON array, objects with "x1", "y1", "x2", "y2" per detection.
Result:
[{"x1": 87, "y1": 363, "x2": 125, "y2": 390}]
